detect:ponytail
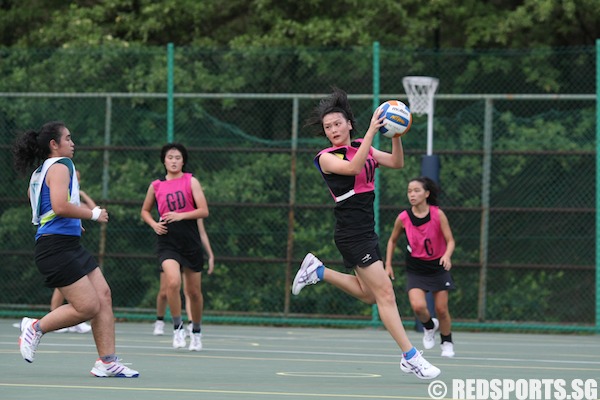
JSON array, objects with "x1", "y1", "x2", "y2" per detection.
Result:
[
  {"x1": 12, "y1": 121, "x2": 66, "y2": 175},
  {"x1": 305, "y1": 87, "x2": 357, "y2": 138}
]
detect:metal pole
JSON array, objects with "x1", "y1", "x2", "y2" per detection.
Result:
[
  {"x1": 98, "y1": 96, "x2": 112, "y2": 269},
  {"x1": 372, "y1": 41, "x2": 381, "y2": 324},
  {"x1": 167, "y1": 43, "x2": 174, "y2": 142},
  {"x1": 373, "y1": 41, "x2": 380, "y2": 233},
  {"x1": 417, "y1": 78, "x2": 439, "y2": 331},
  {"x1": 478, "y1": 98, "x2": 493, "y2": 321},
  {"x1": 284, "y1": 97, "x2": 299, "y2": 315},
  {"x1": 596, "y1": 38, "x2": 600, "y2": 334},
  {"x1": 427, "y1": 105, "x2": 434, "y2": 156},
  {"x1": 102, "y1": 96, "x2": 111, "y2": 201}
]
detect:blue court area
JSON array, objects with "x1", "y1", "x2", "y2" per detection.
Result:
[{"x1": 1, "y1": 320, "x2": 598, "y2": 399}]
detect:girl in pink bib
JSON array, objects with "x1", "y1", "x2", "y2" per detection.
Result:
[
  {"x1": 291, "y1": 88, "x2": 441, "y2": 380},
  {"x1": 141, "y1": 143, "x2": 210, "y2": 352},
  {"x1": 386, "y1": 177, "x2": 456, "y2": 358}
]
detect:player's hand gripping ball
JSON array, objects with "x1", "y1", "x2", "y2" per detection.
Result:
[{"x1": 378, "y1": 100, "x2": 412, "y2": 138}]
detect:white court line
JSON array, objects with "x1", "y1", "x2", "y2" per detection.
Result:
[
  {"x1": 0, "y1": 383, "x2": 430, "y2": 399},
  {"x1": 2, "y1": 340, "x2": 600, "y2": 368}
]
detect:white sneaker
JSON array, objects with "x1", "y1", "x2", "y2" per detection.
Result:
[
  {"x1": 173, "y1": 326, "x2": 186, "y2": 348},
  {"x1": 187, "y1": 322, "x2": 193, "y2": 338},
  {"x1": 90, "y1": 359, "x2": 139, "y2": 378},
  {"x1": 153, "y1": 320, "x2": 165, "y2": 336},
  {"x1": 400, "y1": 350, "x2": 441, "y2": 380},
  {"x1": 292, "y1": 253, "x2": 322, "y2": 295},
  {"x1": 68, "y1": 322, "x2": 92, "y2": 333},
  {"x1": 441, "y1": 341, "x2": 455, "y2": 357},
  {"x1": 189, "y1": 333, "x2": 202, "y2": 351},
  {"x1": 422, "y1": 318, "x2": 439, "y2": 350},
  {"x1": 18, "y1": 317, "x2": 43, "y2": 363}
]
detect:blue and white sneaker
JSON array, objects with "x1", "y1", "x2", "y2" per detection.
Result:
[
  {"x1": 400, "y1": 350, "x2": 441, "y2": 380},
  {"x1": 292, "y1": 253, "x2": 322, "y2": 295}
]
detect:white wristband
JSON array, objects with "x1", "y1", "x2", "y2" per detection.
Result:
[{"x1": 91, "y1": 207, "x2": 102, "y2": 221}]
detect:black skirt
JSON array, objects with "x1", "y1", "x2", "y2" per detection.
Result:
[
  {"x1": 34, "y1": 235, "x2": 97, "y2": 288},
  {"x1": 406, "y1": 269, "x2": 456, "y2": 292}
]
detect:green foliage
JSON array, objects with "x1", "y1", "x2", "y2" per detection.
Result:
[
  {"x1": 3, "y1": 0, "x2": 599, "y2": 49},
  {"x1": 486, "y1": 269, "x2": 594, "y2": 323},
  {"x1": 0, "y1": 0, "x2": 597, "y2": 97},
  {"x1": 0, "y1": 207, "x2": 35, "y2": 251},
  {"x1": 464, "y1": 0, "x2": 600, "y2": 48}
]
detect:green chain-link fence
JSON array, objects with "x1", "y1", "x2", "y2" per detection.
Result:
[{"x1": 0, "y1": 45, "x2": 597, "y2": 333}]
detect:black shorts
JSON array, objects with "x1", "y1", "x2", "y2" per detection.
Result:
[
  {"x1": 334, "y1": 232, "x2": 382, "y2": 269},
  {"x1": 157, "y1": 247, "x2": 205, "y2": 273},
  {"x1": 34, "y1": 235, "x2": 97, "y2": 288},
  {"x1": 406, "y1": 269, "x2": 456, "y2": 292}
]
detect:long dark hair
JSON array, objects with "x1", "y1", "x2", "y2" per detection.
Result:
[
  {"x1": 410, "y1": 176, "x2": 440, "y2": 206},
  {"x1": 12, "y1": 121, "x2": 67, "y2": 176},
  {"x1": 305, "y1": 87, "x2": 357, "y2": 137},
  {"x1": 160, "y1": 142, "x2": 189, "y2": 173}
]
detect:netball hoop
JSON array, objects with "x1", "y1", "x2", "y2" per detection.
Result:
[{"x1": 402, "y1": 76, "x2": 439, "y2": 156}]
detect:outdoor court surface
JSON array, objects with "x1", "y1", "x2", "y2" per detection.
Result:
[{"x1": 0, "y1": 319, "x2": 598, "y2": 400}]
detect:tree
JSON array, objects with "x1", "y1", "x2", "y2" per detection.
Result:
[{"x1": 1, "y1": 0, "x2": 599, "y2": 49}]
